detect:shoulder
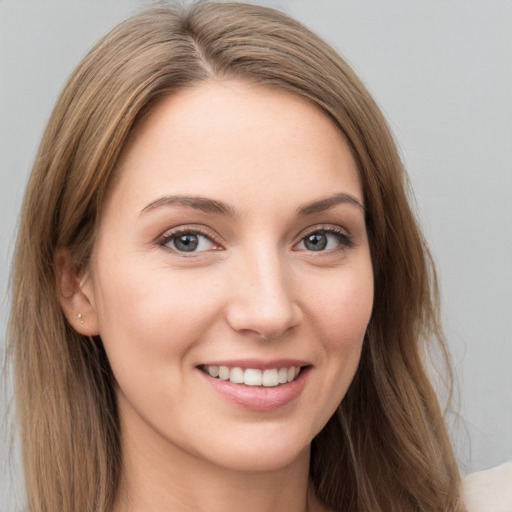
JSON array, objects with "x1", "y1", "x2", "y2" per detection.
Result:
[{"x1": 462, "y1": 461, "x2": 512, "y2": 512}]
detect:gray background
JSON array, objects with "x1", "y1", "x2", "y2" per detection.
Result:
[{"x1": 1, "y1": 0, "x2": 511, "y2": 508}]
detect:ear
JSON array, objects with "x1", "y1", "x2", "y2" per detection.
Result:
[{"x1": 55, "y1": 249, "x2": 100, "y2": 336}]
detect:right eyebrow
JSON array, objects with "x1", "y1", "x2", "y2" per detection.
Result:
[{"x1": 139, "y1": 195, "x2": 238, "y2": 218}]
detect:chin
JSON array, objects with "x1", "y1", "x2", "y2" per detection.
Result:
[{"x1": 190, "y1": 422, "x2": 316, "y2": 473}]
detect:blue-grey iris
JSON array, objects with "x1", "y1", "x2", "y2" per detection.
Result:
[
  {"x1": 304, "y1": 233, "x2": 327, "y2": 251},
  {"x1": 174, "y1": 234, "x2": 199, "y2": 252}
]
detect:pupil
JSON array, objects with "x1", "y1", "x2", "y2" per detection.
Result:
[
  {"x1": 305, "y1": 233, "x2": 327, "y2": 251},
  {"x1": 174, "y1": 234, "x2": 199, "y2": 252}
]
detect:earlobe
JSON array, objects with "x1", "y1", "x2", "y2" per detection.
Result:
[{"x1": 55, "y1": 249, "x2": 100, "y2": 336}]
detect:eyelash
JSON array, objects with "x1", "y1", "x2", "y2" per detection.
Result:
[
  {"x1": 295, "y1": 226, "x2": 355, "y2": 252},
  {"x1": 156, "y1": 225, "x2": 354, "y2": 254},
  {"x1": 157, "y1": 227, "x2": 222, "y2": 253}
]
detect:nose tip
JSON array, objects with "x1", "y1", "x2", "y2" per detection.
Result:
[
  {"x1": 225, "y1": 258, "x2": 302, "y2": 340},
  {"x1": 230, "y1": 296, "x2": 302, "y2": 340}
]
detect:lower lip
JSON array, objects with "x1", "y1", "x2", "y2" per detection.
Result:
[{"x1": 198, "y1": 367, "x2": 310, "y2": 411}]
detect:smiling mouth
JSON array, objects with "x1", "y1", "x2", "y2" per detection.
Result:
[{"x1": 199, "y1": 365, "x2": 306, "y2": 387}]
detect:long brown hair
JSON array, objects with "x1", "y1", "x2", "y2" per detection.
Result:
[{"x1": 8, "y1": 2, "x2": 464, "y2": 511}]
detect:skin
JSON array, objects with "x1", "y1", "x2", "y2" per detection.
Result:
[{"x1": 60, "y1": 80, "x2": 374, "y2": 512}]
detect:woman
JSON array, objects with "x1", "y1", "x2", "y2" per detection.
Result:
[{"x1": 8, "y1": 2, "x2": 465, "y2": 511}]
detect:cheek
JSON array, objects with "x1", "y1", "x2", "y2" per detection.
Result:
[
  {"x1": 293, "y1": 265, "x2": 373, "y2": 439},
  {"x1": 91, "y1": 260, "x2": 223, "y2": 368},
  {"x1": 304, "y1": 260, "x2": 373, "y2": 400},
  {"x1": 307, "y1": 262, "x2": 374, "y2": 347}
]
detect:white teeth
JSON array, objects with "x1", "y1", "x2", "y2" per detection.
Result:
[
  {"x1": 218, "y1": 366, "x2": 229, "y2": 380},
  {"x1": 204, "y1": 365, "x2": 303, "y2": 386},
  {"x1": 262, "y1": 369, "x2": 279, "y2": 387},
  {"x1": 244, "y1": 368, "x2": 262, "y2": 386},
  {"x1": 208, "y1": 365, "x2": 219, "y2": 378},
  {"x1": 230, "y1": 367, "x2": 244, "y2": 384}
]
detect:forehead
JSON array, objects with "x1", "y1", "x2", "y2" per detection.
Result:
[{"x1": 108, "y1": 80, "x2": 362, "y2": 218}]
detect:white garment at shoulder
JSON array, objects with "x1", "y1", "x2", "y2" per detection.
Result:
[{"x1": 462, "y1": 461, "x2": 512, "y2": 512}]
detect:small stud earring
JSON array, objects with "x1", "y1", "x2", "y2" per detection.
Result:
[{"x1": 78, "y1": 313, "x2": 84, "y2": 325}]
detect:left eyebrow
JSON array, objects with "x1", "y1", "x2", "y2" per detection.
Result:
[{"x1": 297, "y1": 193, "x2": 365, "y2": 216}]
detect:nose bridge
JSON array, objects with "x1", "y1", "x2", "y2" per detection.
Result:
[{"x1": 227, "y1": 243, "x2": 300, "y2": 338}]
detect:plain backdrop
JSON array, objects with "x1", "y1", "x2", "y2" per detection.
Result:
[{"x1": 1, "y1": 0, "x2": 511, "y2": 509}]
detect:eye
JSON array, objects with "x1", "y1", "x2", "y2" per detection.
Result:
[
  {"x1": 159, "y1": 229, "x2": 218, "y2": 253},
  {"x1": 295, "y1": 228, "x2": 353, "y2": 252}
]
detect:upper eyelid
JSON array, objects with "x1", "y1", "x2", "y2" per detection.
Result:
[
  {"x1": 296, "y1": 224, "x2": 350, "y2": 239},
  {"x1": 293, "y1": 225, "x2": 354, "y2": 250},
  {"x1": 156, "y1": 225, "x2": 222, "y2": 247},
  {"x1": 155, "y1": 223, "x2": 351, "y2": 247}
]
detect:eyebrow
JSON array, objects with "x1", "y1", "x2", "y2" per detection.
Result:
[
  {"x1": 297, "y1": 193, "x2": 365, "y2": 215},
  {"x1": 139, "y1": 192, "x2": 364, "y2": 218},
  {"x1": 139, "y1": 195, "x2": 237, "y2": 217}
]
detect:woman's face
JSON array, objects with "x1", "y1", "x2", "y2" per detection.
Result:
[{"x1": 81, "y1": 81, "x2": 374, "y2": 473}]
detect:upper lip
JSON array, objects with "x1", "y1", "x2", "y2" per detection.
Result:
[{"x1": 197, "y1": 358, "x2": 311, "y2": 370}]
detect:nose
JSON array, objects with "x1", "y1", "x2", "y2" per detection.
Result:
[{"x1": 225, "y1": 249, "x2": 302, "y2": 340}]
